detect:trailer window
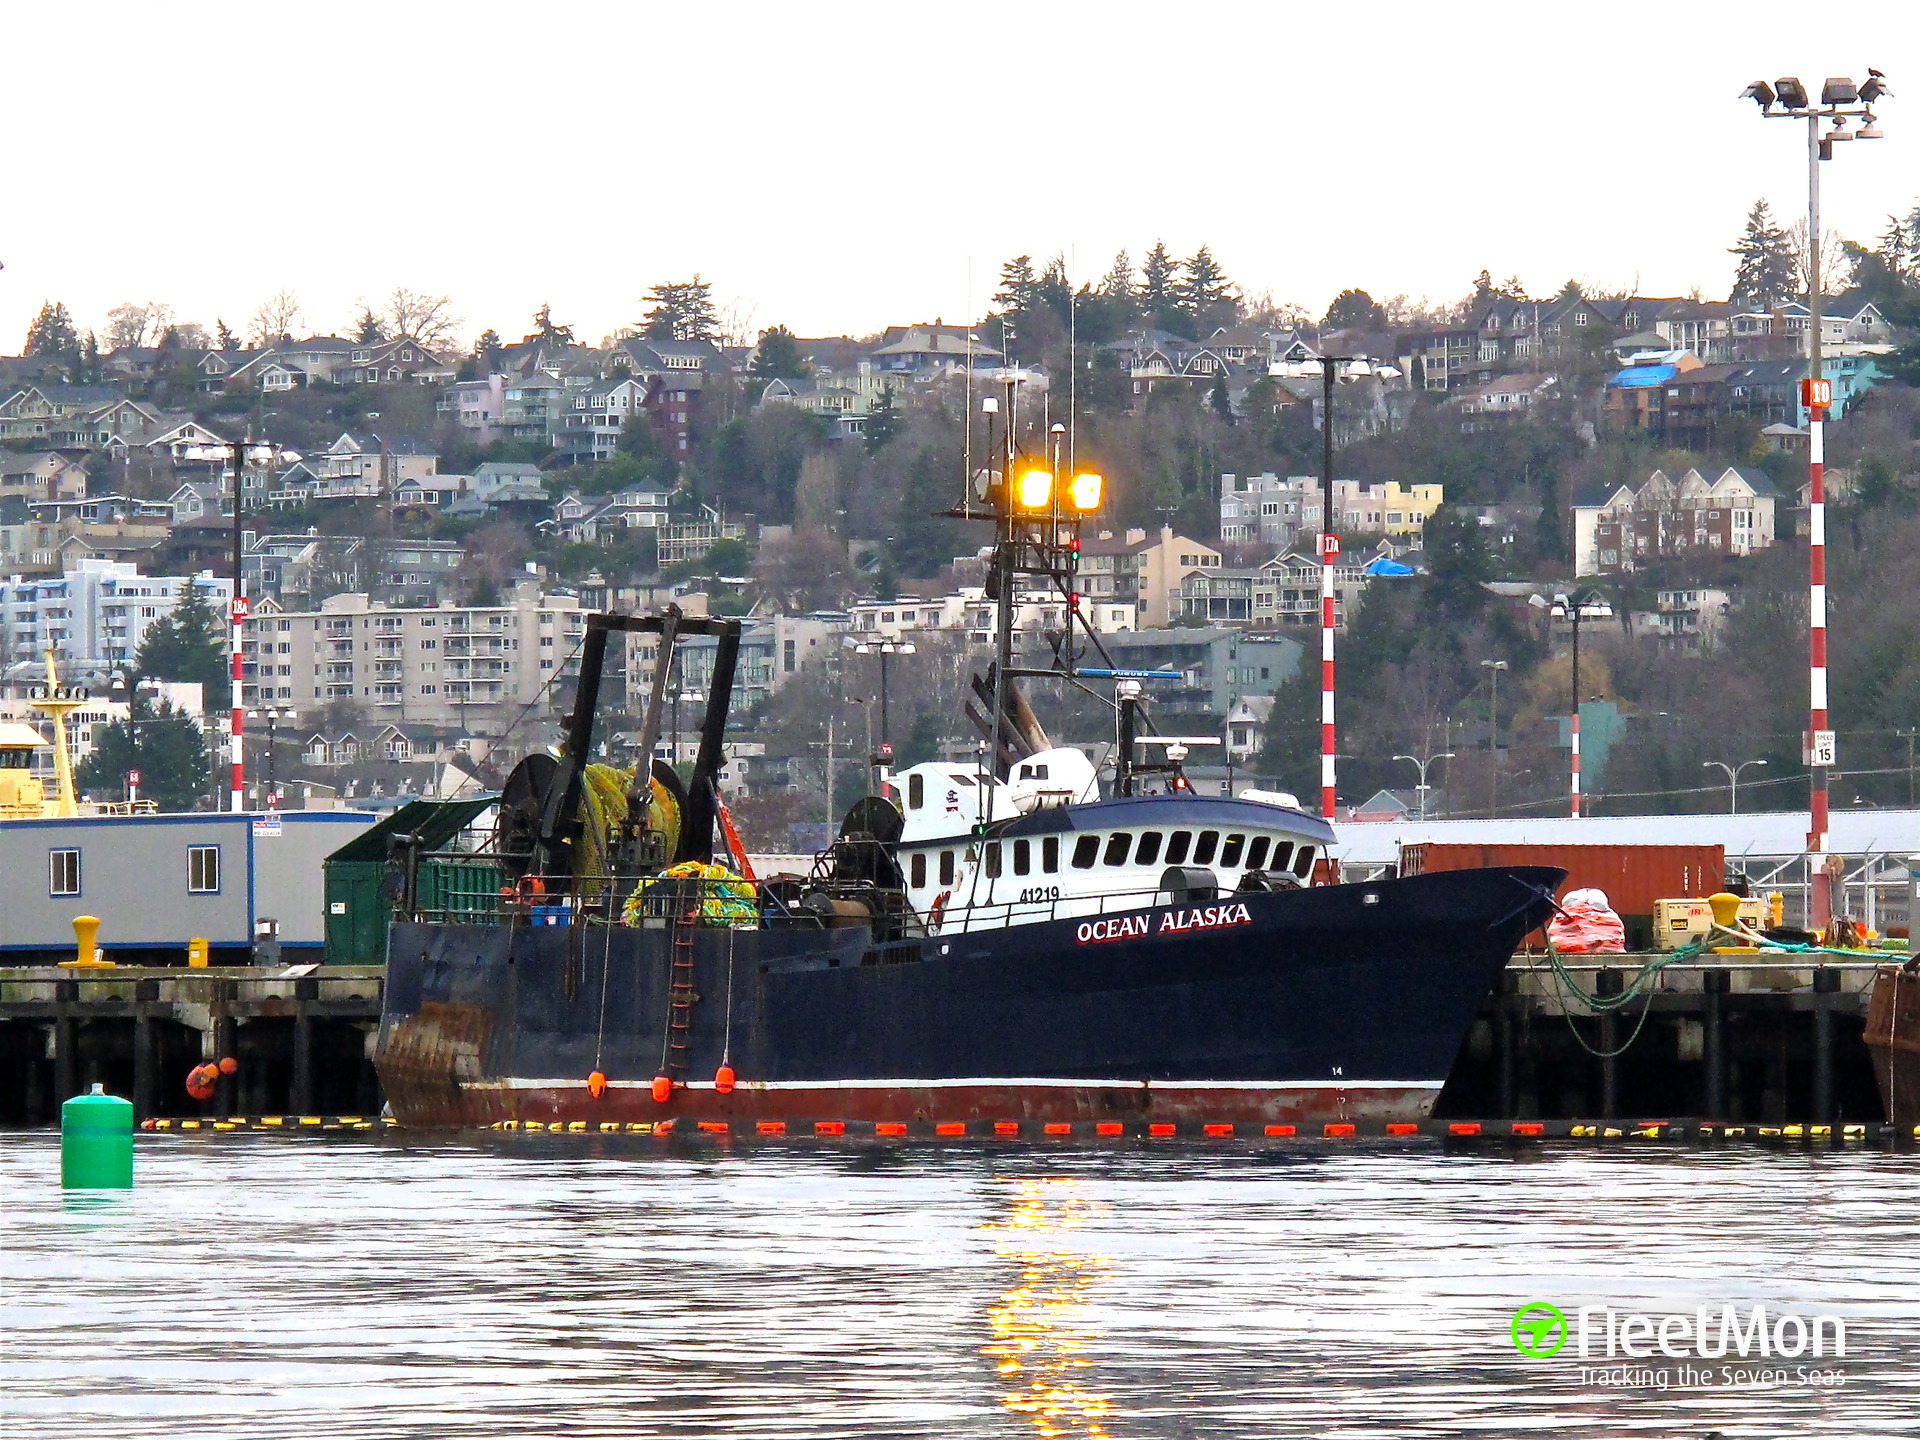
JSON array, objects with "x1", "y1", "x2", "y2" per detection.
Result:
[
  {"x1": 910, "y1": 852, "x2": 926, "y2": 888},
  {"x1": 1245, "y1": 836, "x2": 1271, "y2": 871},
  {"x1": 1220, "y1": 833, "x2": 1246, "y2": 867},
  {"x1": 1164, "y1": 831, "x2": 1192, "y2": 865},
  {"x1": 1135, "y1": 831, "x2": 1163, "y2": 866},
  {"x1": 939, "y1": 850, "x2": 956, "y2": 887},
  {"x1": 1071, "y1": 834, "x2": 1100, "y2": 869},
  {"x1": 1013, "y1": 839, "x2": 1031, "y2": 875},
  {"x1": 1042, "y1": 836, "x2": 1060, "y2": 873},
  {"x1": 49, "y1": 848, "x2": 79, "y2": 897},
  {"x1": 1192, "y1": 831, "x2": 1220, "y2": 865},
  {"x1": 984, "y1": 842, "x2": 1002, "y2": 879},
  {"x1": 908, "y1": 773, "x2": 924, "y2": 810},
  {"x1": 1103, "y1": 832, "x2": 1132, "y2": 866},
  {"x1": 187, "y1": 845, "x2": 221, "y2": 894},
  {"x1": 1292, "y1": 844, "x2": 1315, "y2": 879}
]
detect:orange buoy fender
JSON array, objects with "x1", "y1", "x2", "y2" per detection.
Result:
[
  {"x1": 587, "y1": 1070, "x2": 608, "y2": 1098},
  {"x1": 714, "y1": 1065, "x2": 736, "y2": 1095},
  {"x1": 185, "y1": 1064, "x2": 216, "y2": 1101},
  {"x1": 651, "y1": 1074, "x2": 673, "y2": 1103},
  {"x1": 217, "y1": 1056, "x2": 239, "y2": 1076}
]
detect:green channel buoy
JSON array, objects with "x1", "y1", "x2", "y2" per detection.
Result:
[{"x1": 62, "y1": 1083, "x2": 134, "y2": 1189}]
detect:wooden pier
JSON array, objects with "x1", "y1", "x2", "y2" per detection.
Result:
[{"x1": 0, "y1": 954, "x2": 1904, "y2": 1130}]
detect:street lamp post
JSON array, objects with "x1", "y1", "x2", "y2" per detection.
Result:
[
  {"x1": 1392, "y1": 750, "x2": 1456, "y2": 821},
  {"x1": 1703, "y1": 758, "x2": 1769, "y2": 816},
  {"x1": 1543, "y1": 591, "x2": 1613, "y2": 817},
  {"x1": 247, "y1": 707, "x2": 285, "y2": 808},
  {"x1": 1480, "y1": 659, "x2": 1508, "y2": 818},
  {"x1": 1740, "y1": 69, "x2": 1891, "y2": 926},
  {"x1": 848, "y1": 636, "x2": 914, "y2": 770}
]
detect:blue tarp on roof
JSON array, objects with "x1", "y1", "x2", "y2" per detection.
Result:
[
  {"x1": 1363, "y1": 557, "x2": 1416, "y2": 575},
  {"x1": 1609, "y1": 364, "x2": 1677, "y2": 388}
]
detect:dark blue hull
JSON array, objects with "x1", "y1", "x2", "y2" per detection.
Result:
[{"x1": 374, "y1": 866, "x2": 1563, "y2": 1129}]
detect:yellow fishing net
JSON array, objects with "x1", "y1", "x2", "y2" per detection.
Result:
[
  {"x1": 623, "y1": 861, "x2": 759, "y2": 928},
  {"x1": 575, "y1": 763, "x2": 681, "y2": 896}
]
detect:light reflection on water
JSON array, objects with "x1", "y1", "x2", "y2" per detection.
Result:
[{"x1": 1, "y1": 1134, "x2": 1916, "y2": 1439}]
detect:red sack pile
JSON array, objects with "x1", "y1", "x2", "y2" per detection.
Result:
[{"x1": 1546, "y1": 887, "x2": 1626, "y2": 953}]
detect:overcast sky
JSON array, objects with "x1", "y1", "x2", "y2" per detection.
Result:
[{"x1": 4, "y1": 3, "x2": 1915, "y2": 352}]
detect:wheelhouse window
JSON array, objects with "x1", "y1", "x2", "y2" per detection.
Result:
[
  {"x1": 1192, "y1": 831, "x2": 1220, "y2": 865},
  {"x1": 1013, "y1": 839, "x2": 1031, "y2": 876},
  {"x1": 911, "y1": 852, "x2": 926, "y2": 888},
  {"x1": 1135, "y1": 831, "x2": 1163, "y2": 867},
  {"x1": 1103, "y1": 833, "x2": 1132, "y2": 866},
  {"x1": 1164, "y1": 831, "x2": 1192, "y2": 865},
  {"x1": 939, "y1": 851, "x2": 956, "y2": 887},
  {"x1": 1042, "y1": 837, "x2": 1060, "y2": 873},
  {"x1": 187, "y1": 846, "x2": 221, "y2": 894},
  {"x1": 49, "y1": 848, "x2": 80, "y2": 896},
  {"x1": 1292, "y1": 844, "x2": 1316, "y2": 879},
  {"x1": 1219, "y1": 834, "x2": 1246, "y2": 867},
  {"x1": 908, "y1": 773, "x2": 924, "y2": 809},
  {"x1": 1071, "y1": 834, "x2": 1100, "y2": 869},
  {"x1": 1245, "y1": 836, "x2": 1271, "y2": 871},
  {"x1": 984, "y1": 842, "x2": 1002, "y2": 879}
]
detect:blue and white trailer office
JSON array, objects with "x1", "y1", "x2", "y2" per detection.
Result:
[{"x1": 0, "y1": 809, "x2": 379, "y2": 963}]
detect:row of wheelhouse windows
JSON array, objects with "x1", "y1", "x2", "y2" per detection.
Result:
[{"x1": 905, "y1": 830, "x2": 1316, "y2": 890}]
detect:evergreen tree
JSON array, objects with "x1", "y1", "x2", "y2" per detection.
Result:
[
  {"x1": 1099, "y1": 248, "x2": 1136, "y2": 302},
  {"x1": 215, "y1": 318, "x2": 238, "y2": 351},
  {"x1": 640, "y1": 277, "x2": 718, "y2": 341},
  {"x1": 863, "y1": 384, "x2": 902, "y2": 454},
  {"x1": 134, "y1": 586, "x2": 229, "y2": 699},
  {"x1": 1729, "y1": 199, "x2": 1799, "y2": 307},
  {"x1": 1422, "y1": 505, "x2": 1495, "y2": 620},
  {"x1": 353, "y1": 306, "x2": 387, "y2": 344},
  {"x1": 79, "y1": 686, "x2": 210, "y2": 813},
  {"x1": 1141, "y1": 242, "x2": 1178, "y2": 324},
  {"x1": 749, "y1": 325, "x2": 810, "y2": 382},
  {"x1": 531, "y1": 304, "x2": 574, "y2": 345},
  {"x1": 24, "y1": 301, "x2": 79, "y2": 359},
  {"x1": 79, "y1": 332, "x2": 101, "y2": 383},
  {"x1": 1323, "y1": 288, "x2": 1388, "y2": 330},
  {"x1": 994, "y1": 255, "x2": 1039, "y2": 314},
  {"x1": 616, "y1": 413, "x2": 668, "y2": 475},
  {"x1": 1178, "y1": 245, "x2": 1233, "y2": 322},
  {"x1": 1209, "y1": 368, "x2": 1234, "y2": 423}
]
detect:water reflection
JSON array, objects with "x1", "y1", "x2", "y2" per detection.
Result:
[{"x1": 982, "y1": 1176, "x2": 1117, "y2": 1438}]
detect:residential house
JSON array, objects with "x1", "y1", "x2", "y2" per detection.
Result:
[
  {"x1": 195, "y1": 349, "x2": 271, "y2": 391},
  {"x1": 1, "y1": 453, "x2": 89, "y2": 504},
  {"x1": 1571, "y1": 467, "x2": 1781, "y2": 576},
  {"x1": 1602, "y1": 350, "x2": 1706, "y2": 433},
  {"x1": 1456, "y1": 373, "x2": 1558, "y2": 430},
  {"x1": 1088, "y1": 627, "x2": 1302, "y2": 722},
  {"x1": 437, "y1": 373, "x2": 507, "y2": 444},
  {"x1": 551, "y1": 376, "x2": 651, "y2": 466},
  {"x1": 341, "y1": 338, "x2": 456, "y2": 386},
  {"x1": 1077, "y1": 526, "x2": 1220, "y2": 627},
  {"x1": 1224, "y1": 694, "x2": 1274, "y2": 761},
  {"x1": 1217, "y1": 473, "x2": 1324, "y2": 550},
  {"x1": 612, "y1": 336, "x2": 728, "y2": 454},
  {"x1": 867, "y1": 324, "x2": 1002, "y2": 377},
  {"x1": 306, "y1": 432, "x2": 439, "y2": 498},
  {"x1": 1629, "y1": 587, "x2": 1733, "y2": 652}
]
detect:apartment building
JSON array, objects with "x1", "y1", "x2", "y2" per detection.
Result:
[
  {"x1": 1, "y1": 558, "x2": 232, "y2": 673},
  {"x1": 847, "y1": 587, "x2": 1136, "y2": 644},
  {"x1": 242, "y1": 588, "x2": 586, "y2": 732}
]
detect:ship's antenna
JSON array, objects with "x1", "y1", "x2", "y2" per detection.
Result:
[
  {"x1": 963, "y1": 259, "x2": 973, "y2": 516},
  {"x1": 1068, "y1": 244, "x2": 1077, "y2": 475}
]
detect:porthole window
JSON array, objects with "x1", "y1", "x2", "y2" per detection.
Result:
[
  {"x1": 1071, "y1": 834, "x2": 1100, "y2": 869},
  {"x1": 1135, "y1": 831, "x2": 1163, "y2": 867},
  {"x1": 1193, "y1": 831, "x2": 1220, "y2": 865},
  {"x1": 1164, "y1": 831, "x2": 1192, "y2": 865}
]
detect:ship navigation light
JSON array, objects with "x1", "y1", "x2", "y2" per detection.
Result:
[
  {"x1": 1016, "y1": 466, "x2": 1054, "y2": 510},
  {"x1": 1068, "y1": 471, "x2": 1104, "y2": 511}
]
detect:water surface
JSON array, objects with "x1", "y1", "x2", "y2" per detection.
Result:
[{"x1": 3, "y1": 1134, "x2": 1915, "y2": 1438}]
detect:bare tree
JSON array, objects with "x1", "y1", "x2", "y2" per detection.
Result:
[
  {"x1": 103, "y1": 303, "x2": 153, "y2": 351},
  {"x1": 1787, "y1": 219, "x2": 1850, "y2": 299},
  {"x1": 249, "y1": 289, "x2": 304, "y2": 348},
  {"x1": 384, "y1": 288, "x2": 460, "y2": 350}
]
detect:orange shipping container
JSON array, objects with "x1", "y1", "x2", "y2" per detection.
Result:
[{"x1": 1398, "y1": 842, "x2": 1725, "y2": 942}]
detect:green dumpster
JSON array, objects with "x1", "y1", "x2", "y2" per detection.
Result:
[{"x1": 322, "y1": 796, "x2": 501, "y2": 965}]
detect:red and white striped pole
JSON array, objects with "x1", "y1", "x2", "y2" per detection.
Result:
[
  {"x1": 1805, "y1": 376, "x2": 1833, "y2": 926},
  {"x1": 230, "y1": 591, "x2": 247, "y2": 812},
  {"x1": 1319, "y1": 531, "x2": 1338, "y2": 820}
]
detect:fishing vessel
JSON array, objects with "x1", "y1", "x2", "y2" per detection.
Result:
[{"x1": 374, "y1": 392, "x2": 1562, "y2": 1134}]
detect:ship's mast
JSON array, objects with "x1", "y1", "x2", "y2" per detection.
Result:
[{"x1": 28, "y1": 649, "x2": 84, "y2": 817}]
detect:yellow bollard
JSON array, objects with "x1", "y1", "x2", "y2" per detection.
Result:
[
  {"x1": 1707, "y1": 892, "x2": 1743, "y2": 930},
  {"x1": 59, "y1": 915, "x2": 112, "y2": 969}
]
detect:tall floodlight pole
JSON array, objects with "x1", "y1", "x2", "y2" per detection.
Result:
[
  {"x1": 1740, "y1": 70, "x2": 1890, "y2": 926},
  {"x1": 1549, "y1": 592, "x2": 1612, "y2": 818},
  {"x1": 1313, "y1": 354, "x2": 1364, "y2": 820}
]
